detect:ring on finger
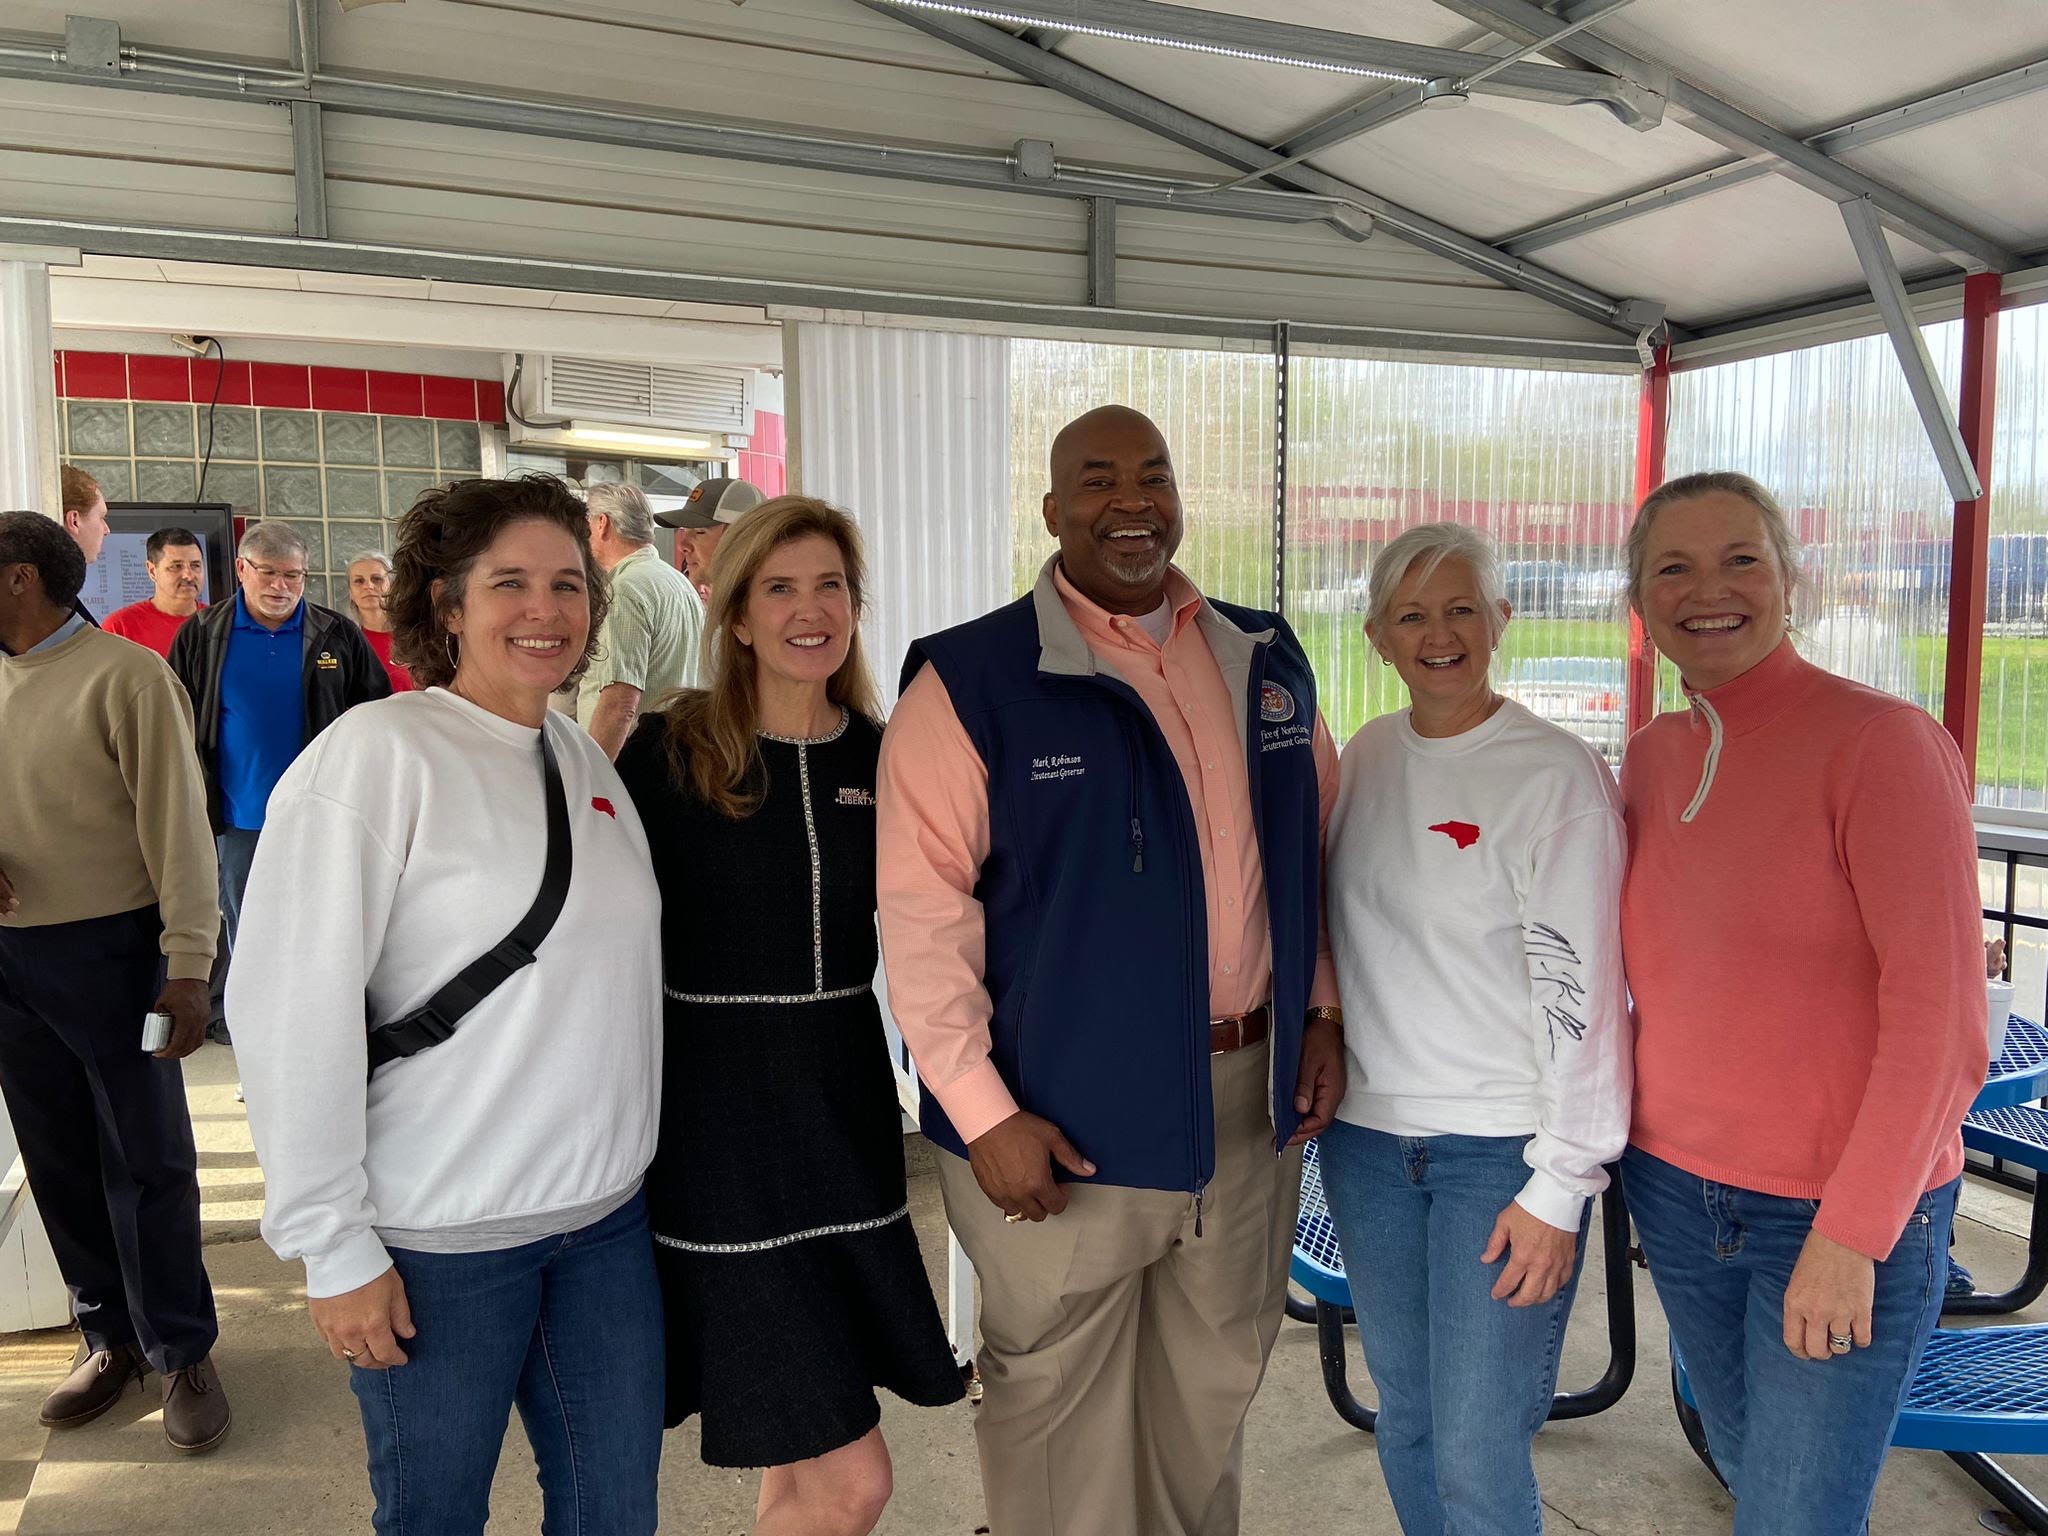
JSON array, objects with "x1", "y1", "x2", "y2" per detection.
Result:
[
  {"x1": 1827, "y1": 1331, "x2": 1853, "y2": 1355},
  {"x1": 341, "y1": 1346, "x2": 360, "y2": 1361},
  {"x1": 1003, "y1": 1211, "x2": 1024, "y2": 1224}
]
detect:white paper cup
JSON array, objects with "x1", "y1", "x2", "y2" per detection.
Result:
[{"x1": 1989, "y1": 979, "x2": 2016, "y2": 1063}]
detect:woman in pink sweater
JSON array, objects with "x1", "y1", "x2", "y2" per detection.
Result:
[{"x1": 1618, "y1": 471, "x2": 1986, "y2": 1535}]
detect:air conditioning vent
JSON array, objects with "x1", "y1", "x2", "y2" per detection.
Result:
[{"x1": 538, "y1": 356, "x2": 753, "y2": 434}]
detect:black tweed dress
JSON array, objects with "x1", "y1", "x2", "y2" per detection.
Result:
[{"x1": 613, "y1": 708, "x2": 964, "y2": 1468}]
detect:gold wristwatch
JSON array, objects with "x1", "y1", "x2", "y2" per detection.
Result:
[{"x1": 1305, "y1": 1005, "x2": 1344, "y2": 1033}]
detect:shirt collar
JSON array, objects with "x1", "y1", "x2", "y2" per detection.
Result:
[
  {"x1": 17, "y1": 612, "x2": 88, "y2": 656},
  {"x1": 1684, "y1": 635, "x2": 1816, "y2": 737},
  {"x1": 1051, "y1": 562, "x2": 1202, "y2": 653},
  {"x1": 234, "y1": 590, "x2": 304, "y2": 635}
]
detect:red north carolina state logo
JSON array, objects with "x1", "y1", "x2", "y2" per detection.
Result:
[
  {"x1": 591, "y1": 797, "x2": 617, "y2": 819},
  {"x1": 1429, "y1": 820, "x2": 1480, "y2": 850}
]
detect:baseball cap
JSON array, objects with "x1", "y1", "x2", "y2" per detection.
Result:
[{"x1": 655, "y1": 477, "x2": 766, "y2": 530}]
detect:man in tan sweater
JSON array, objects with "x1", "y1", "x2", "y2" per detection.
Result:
[{"x1": 0, "y1": 511, "x2": 232, "y2": 1455}]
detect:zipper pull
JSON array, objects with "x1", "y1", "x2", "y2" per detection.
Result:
[
  {"x1": 1193, "y1": 1190, "x2": 1205, "y2": 1238},
  {"x1": 1130, "y1": 817, "x2": 1145, "y2": 873}
]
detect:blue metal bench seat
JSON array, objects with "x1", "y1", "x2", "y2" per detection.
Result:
[
  {"x1": 1951, "y1": 1105, "x2": 2048, "y2": 1316},
  {"x1": 1289, "y1": 1137, "x2": 1637, "y2": 1432}
]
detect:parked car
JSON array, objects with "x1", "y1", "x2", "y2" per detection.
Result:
[
  {"x1": 1499, "y1": 559, "x2": 1574, "y2": 617},
  {"x1": 1560, "y1": 566, "x2": 1629, "y2": 621},
  {"x1": 1501, "y1": 655, "x2": 1627, "y2": 761}
]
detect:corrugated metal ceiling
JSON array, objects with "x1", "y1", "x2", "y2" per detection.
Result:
[{"x1": 0, "y1": 0, "x2": 2042, "y2": 358}]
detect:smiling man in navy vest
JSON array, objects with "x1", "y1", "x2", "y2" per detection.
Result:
[{"x1": 878, "y1": 405, "x2": 1345, "y2": 1536}]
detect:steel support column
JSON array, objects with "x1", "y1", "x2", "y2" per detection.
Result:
[
  {"x1": 1272, "y1": 320, "x2": 1291, "y2": 613},
  {"x1": 1626, "y1": 346, "x2": 1669, "y2": 736},
  {"x1": 1087, "y1": 197, "x2": 1116, "y2": 308},
  {"x1": 1841, "y1": 198, "x2": 1983, "y2": 502},
  {"x1": 287, "y1": 0, "x2": 327, "y2": 239},
  {"x1": 1943, "y1": 272, "x2": 2002, "y2": 768}
]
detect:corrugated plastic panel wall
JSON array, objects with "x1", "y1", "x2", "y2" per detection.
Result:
[
  {"x1": 1665, "y1": 324, "x2": 1965, "y2": 720},
  {"x1": 1009, "y1": 341, "x2": 1275, "y2": 606},
  {"x1": 792, "y1": 322, "x2": 1010, "y2": 709},
  {"x1": 1985, "y1": 304, "x2": 2048, "y2": 816},
  {"x1": 1284, "y1": 358, "x2": 1640, "y2": 752}
]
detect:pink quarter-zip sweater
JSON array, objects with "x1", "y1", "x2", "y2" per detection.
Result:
[{"x1": 1620, "y1": 638, "x2": 1987, "y2": 1262}]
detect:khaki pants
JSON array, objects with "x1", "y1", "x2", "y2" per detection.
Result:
[{"x1": 937, "y1": 1043, "x2": 1302, "y2": 1536}]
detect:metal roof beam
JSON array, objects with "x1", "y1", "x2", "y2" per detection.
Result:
[
  {"x1": 860, "y1": 0, "x2": 1662, "y2": 124},
  {"x1": 0, "y1": 37, "x2": 1343, "y2": 229},
  {"x1": 855, "y1": 1, "x2": 1658, "y2": 336},
  {"x1": 1840, "y1": 197, "x2": 1982, "y2": 501},
  {"x1": 1430, "y1": 0, "x2": 2018, "y2": 272},
  {"x1": 1276, "y1": 0, "x2": 1648, "y2": 164},
  {"x1": 1504, "y1": 55, "x2": 2048, "y2": 257},
  {"x1": 0, "y1": 213, "x2": 1648, "y2": 366}
]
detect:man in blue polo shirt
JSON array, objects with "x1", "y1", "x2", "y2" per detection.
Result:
[{"x1": 167, "y1": 522, "x2": 388, "y2": 1022}]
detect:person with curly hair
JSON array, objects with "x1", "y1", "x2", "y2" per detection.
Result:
[{"x1": 226, "y1": 475, "x2": 667, "y2": 1535}]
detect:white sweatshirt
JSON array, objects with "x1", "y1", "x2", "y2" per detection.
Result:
[
  {"x1": 1325, "y1": 699, "x2": 1631, "y2": 1230},
  {"x1": 227, "y1": 688, "x2": 663, "y2": 1298}
]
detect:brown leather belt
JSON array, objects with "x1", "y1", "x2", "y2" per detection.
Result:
[{"x1": 1209, "y1": 1002, "x2": 1271, "y2": 1056}]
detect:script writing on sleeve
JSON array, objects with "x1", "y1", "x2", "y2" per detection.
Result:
[{"x1": 1524, "y1": 921, "x2": 1589, "y2": 1058}]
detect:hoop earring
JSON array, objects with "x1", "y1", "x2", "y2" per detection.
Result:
[
  {"x1": 445, "y1": 634, "x2": 459, "y2": 672},
  {"x1": 1379, "y1": 655, "x2": 1391, "y2": 667}
]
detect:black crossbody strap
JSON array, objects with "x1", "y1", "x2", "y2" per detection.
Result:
[{"x1": 366, "y1": 726, "x2": 573, "y2": 1075}]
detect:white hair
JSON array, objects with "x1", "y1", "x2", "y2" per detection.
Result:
[
  {"x1": 346, "y1": 550, "x2": 394, "y2": 576},
  {"x1": 1365, "y1": 523, "x2": 1508, "y2": 640},
  {"x1": 238, "y1": 519, "x2": 308, "y2": 564},
  {"x1": 584, "y1": 482, "x2": 655, "y2": 546}
]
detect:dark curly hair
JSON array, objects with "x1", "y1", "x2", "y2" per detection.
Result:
[
  {"x1": 0, "y1": 510, "x2": 89, "y2": 608},
  {"x1": 387, "y1": 475, "x2": 610, "y2": 690}
]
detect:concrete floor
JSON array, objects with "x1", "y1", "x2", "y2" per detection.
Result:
[{"x1": 2, "y1": 1042, "x2": 2045, "y2": 1534}]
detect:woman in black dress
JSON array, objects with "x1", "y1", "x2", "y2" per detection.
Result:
[{"x1": 612, "y1": 495, "x2": 962, "y2": 1535}]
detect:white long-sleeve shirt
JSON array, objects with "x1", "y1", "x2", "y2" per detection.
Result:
[
  {"x1": 226, "y1": 688, "x2": 663, "y2": 1298},
  {"x1": 1325, "y1": 699, "x2": 1631, "y2": 1230}
]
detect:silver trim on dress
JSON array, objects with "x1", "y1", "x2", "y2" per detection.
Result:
[
  {"x1": 653, "y1": 1203, "x2": 910, "y2": 1254},
  {"x1": 664, "y1": 981, "x2": 871, "y2": 1006},
  {"x1": 663, "y1": 708, "x2": 854, "y2": 1004}
]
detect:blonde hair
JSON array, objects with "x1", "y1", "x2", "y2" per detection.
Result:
[
  {"x1": 662, "y1": 496, "x2": 881, "y2": 818},
  {"x1": 1626, "y1": 471, "x2": 1804, "y2": 612}
]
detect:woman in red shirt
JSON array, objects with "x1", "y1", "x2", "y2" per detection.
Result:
[
  {"x1": 1618, "y1": 471, "x2": 1985, "y2": 1535},
  {"x1": 346, "y1": 552, "x2": 414, "y2": 693}
]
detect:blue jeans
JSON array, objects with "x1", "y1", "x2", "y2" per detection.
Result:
[
  {"x1": 1318, "y1": 1123, "x2": 1589, "y2": 1536},
  {"x1": 349, "y1": 1192, "x2": 665, "y2": 1536},
  {"x1": 1622, "y1": 1147, "x2": 1956, "y2": 1536}
]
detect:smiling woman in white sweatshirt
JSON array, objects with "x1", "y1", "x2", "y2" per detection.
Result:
[
  {"x1": 1320, "y1": 522, "x2": 1631, "y2": 1536},
  {"x1": 226, "y1": 476, "x2": 664, "y2": 1536}
]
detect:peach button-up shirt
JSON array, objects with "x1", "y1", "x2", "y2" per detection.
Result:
[{"x1": 877, "y1": 564, "x2": 1341, "y2": 1144}]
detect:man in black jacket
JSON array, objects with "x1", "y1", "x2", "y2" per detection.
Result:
[{"x1": 167, "y1": 521, "x2": 388, "y2": 1027}]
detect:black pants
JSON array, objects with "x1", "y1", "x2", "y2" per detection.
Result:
[{"x1": 0, "y1": 907, "x2": 217, "y2": 1373}]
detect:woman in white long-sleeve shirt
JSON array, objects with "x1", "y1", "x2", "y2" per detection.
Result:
[
  {"x1": 227, "y1": 475, "x2": 664, "y2": 1535},
  {"x1": 1321, "y1": 522, "x2": 1631, "y2": 1536}
]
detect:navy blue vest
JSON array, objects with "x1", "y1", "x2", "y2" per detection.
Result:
[{"x1": 900, "y1": 575, "x2": 1322, "y2": 1193}]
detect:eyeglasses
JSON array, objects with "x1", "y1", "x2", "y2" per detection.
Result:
[{"x1": 246, "y1": 562, "x2": 308, "y2": 586}]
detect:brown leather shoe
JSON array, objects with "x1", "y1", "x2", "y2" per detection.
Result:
[
  {"x1": 38, "y1": 1344, "x2": 149, "y2": 1428},
  {"x1": 161, "y1": 1356, "x2": 231, "y2": 1455}
]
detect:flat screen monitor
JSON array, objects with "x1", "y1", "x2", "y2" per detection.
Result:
[{"x1": 80, "y1": 503, "x2": 235, "y2": 623}]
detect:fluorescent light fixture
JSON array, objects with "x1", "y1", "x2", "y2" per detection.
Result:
[
  {"x1": 868, "y1": 0, "x2": 1428, "y2": 83},
  {"x1": 564, "y1": 425, "x2": 721, "y2": 454}
]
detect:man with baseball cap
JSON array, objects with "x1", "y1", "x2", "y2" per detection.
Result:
[{"x1": 654, "y1": 476, "x2": 765, "y2": 601}]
